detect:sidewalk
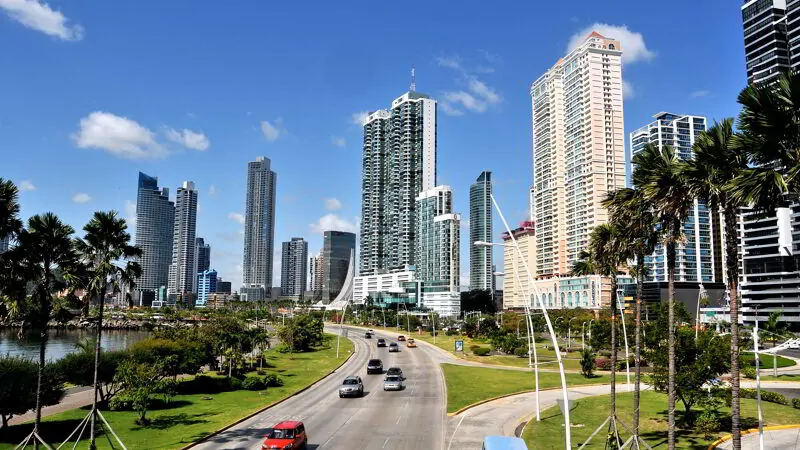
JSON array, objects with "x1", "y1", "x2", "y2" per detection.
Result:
[
  {"x1": 715, "y1": 426, "x2": 800, "y2": 449},
  {"x1": 9, "y1": 386, "x2": 94, "y2": 425}
]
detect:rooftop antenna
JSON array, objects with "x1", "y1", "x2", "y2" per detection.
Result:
[{"x1": 410, "y1": 66, "x2": 416, "y2": 92}]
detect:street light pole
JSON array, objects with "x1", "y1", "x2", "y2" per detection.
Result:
[
  {"x1": 336, "y1": 301, "x2": 350, "y2": 359},
  {"x1": 754, "y1": 319, "x2": 765, "y2": 450},
  {"x1": 568, "y1": 317, "x2": 576, "y2": 350}
]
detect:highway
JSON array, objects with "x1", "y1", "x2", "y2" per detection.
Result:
[{"x1": 193, "y1": 328, "x2": 446, "y2": 450}]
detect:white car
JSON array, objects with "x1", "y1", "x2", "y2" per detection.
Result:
[{"x1": 383, "y1": 375, "x2": 404, "y2": 391}]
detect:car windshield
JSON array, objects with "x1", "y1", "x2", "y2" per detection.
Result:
[
  {"x1": 343, "y1": 379, "x2": 359, "y2": 385},
  {"x1": 369, "y1": 359, "x2": 381, "y2": 365},
  {"x1": 386, "y1": 376, "x2": 401, "y2": 382},
  {"x1": 390, "y1": 343, "x2": 398, "y2": 346},
  {"x1": 268, "y1": 428, "x2": 295, "y2": 439},
  {"x1": 388, "y1": 368, "x2": 400, "y2": 373}
]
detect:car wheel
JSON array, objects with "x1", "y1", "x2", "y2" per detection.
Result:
[{"x1": 339, "y1": 393, "x2": 343, "y2": 398}]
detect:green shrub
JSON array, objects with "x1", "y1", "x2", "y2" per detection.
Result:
[
  {"x1": 761, "y1": 390, "x2": 788, "y2": 405},
  {"x1": 469, "y1": 345, "x2": 481, "y2": 352},
  {"x1": 445, "y1": 329, "x2": 459, "y2": 336},
  {"x1": 595, "y1": 358, "x2": 612, "y2": 370},
  {"x1": 242, "y1": 375, "x2": 266, "y2": 391},
  {"x1": 792, "y1": 398, "x2": 800, "y2": 409},
  {"x1": 695, "y1": 411, "x2": 721, "y2": 440},
  {"x1": 580, "y1": 349, "x2": 596, "y2": 378},
  {"x1": 742, "y1": 367, "x2": 757, "y2": 379},
  {"x1": 513, "y1": 347, "x2": 529, "y2": 358},
  {"x1": 275, "y1": 344, "x2": 291, "y2": 353},
  {"x1": 179, "y1": 375, "x2": 239, "y2": 394},
  {"x1": 263, "y1": 373, "x2": 283, "y2": 387},
  {"x1": 473, "y1": 347, "x2": 491, "y2": 356},
  {"x1": 230, "y1": 377, "x2": 243, "y2": 390}
]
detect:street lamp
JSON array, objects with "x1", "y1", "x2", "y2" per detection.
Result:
[
  {"x1": 336, "y1": 300, "x2": 352, "y2": 359},
  {"x1": 568, "y1": 317, "x2": 577, "y2": 350}
]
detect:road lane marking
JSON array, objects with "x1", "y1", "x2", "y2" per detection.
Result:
[
  {"x1": 396, "y1": 415, "x2": 402, "y2": 424},
  {"x1": 447, "y1": 413, "x2": 468, "y2": 450},
  {"x1": 383, "y1": 437, "x2": 390, "y2": 448}
]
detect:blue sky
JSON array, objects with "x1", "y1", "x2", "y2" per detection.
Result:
[{"x1": 1, "y1": 0, "x2": 747, "y2": 289}]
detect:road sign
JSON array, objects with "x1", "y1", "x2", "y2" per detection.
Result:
[{"x1": 455, "y1": 340, "x2": 464, "y2": 352}]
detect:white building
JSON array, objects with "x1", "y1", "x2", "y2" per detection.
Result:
[
  {"x1": 243, "y1": 157, "x2": 277, "y2": 292},
  {"x1": 353, "y1": 270, "x2": 416, "y2": 305},
  {"x1": 168, "y1": 181, "x2": 198, "y2": 296}
]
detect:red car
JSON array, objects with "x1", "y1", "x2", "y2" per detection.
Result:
[
  {"x1": 262, "y1": 421, "x2": 307, "y2": 449},
  {"x1": 397, "y1": 335, "x2": 406, "y2": 341}
]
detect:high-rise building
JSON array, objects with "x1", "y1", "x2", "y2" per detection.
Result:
[
  {"x1": 195, "y1": 237, "x2": 211, "y2": 273},
  {"x1": 215, "y1": 278, "x2": 232, "y2": 294},
  {"x1": 243, "y1": 157, "x2": 277, "y2": 291},
  {"x1": 415, "y1": 186, "x2": 460, "y2": 293},
  {"x1": 470, "y1": 171, "x2": 493, "y2": 291},
  {"x1": 502, "y1": 221, "x2": 536, "y2": 309},
  {"x1": 281, "y1": 238, "x2": 308, "y2": 299},
  {"x1": 789, "y1": 0, "x2": 800, "y2": 71},
  {"x1": 322, "y1": 231, "x2": 356, "y2": 303},
  {"x1": 359, "y1": 88, "x2": 437, "y2": 275},
  {"x1": 530, "y1": 31, "x2": 626, "y2": 277},
  {"x1": 135, "y1": 172, "x2": 175, "y2": 292},
  {"x1": 168, "y1": 181, "x2": 198, "y2": 296},
  {"x1": 630, "y1": 113, "x2": 717, "y2": 283},
  {"x1": 742, "y1": 0, "x2": 791, "y2": 85},
  {"x1": 196, "y1": 269, "x2": 217, "y2": 307},
  {"x1": 309, "y1": 252, "x2": 324, "y2": 297}
]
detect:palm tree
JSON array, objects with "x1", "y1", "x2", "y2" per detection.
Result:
[
  {"x1": 572, "y1": 223, "x2": 628, "y2": 440},
  {"x1": 74, "y1": 211, "x2": 141, "y2": 449},
  {"x1": 0, "y1": 178, "x2": 22, "y2": 243},
  {"x1": 631, "y1": 143, "x2": 692, "y2": 450},
  {"x1": 604, "y1": 187, "x2": 659, "y2": 447},
  {"x1": 0, "y1": 179, "x2": 25, "y2": 326},
  {"x1": 15, "y1": 213, "x2": 79, "y2": 441},
  {"x1": 682, "y1": 118, "x2": 748, "y2": 448}
]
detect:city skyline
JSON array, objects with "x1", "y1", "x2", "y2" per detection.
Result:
[{"x1": 3, "y1": 1, "x2": 747, "y2": 291}]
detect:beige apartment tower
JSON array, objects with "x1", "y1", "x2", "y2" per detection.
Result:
[{"x1": 529, "y1": 31, "x2": 626, "y2": 277}]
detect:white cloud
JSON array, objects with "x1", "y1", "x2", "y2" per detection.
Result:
[
  {"x1": 228, "y1": 212, "x2": 245, "y2": 225},
  {"x1": 350, "y1": 111, "x2": 370, "y2": 126},
  {"x1": 438, "y1": 54, "x2": 502, "y2": 115},
  {"x1": 124, "y1": 200, "x2": 136, "y2": 230},
  {"x1": 0, "y1": 0, "x2": 83, "y2": 41},
  {"x1": 460, "y1": 274, "x2": 470, "y2": 287},
  {"x1": 331, "y1": 136, "x2": 346, "y2": 148},
  {"x1": 165, "y1": 127, "x2": 210, "y2": 151},
  {"x1": 689, "y1": 90, "x2": 710, "y2": 99},
  {"x1": 71, "y1": 111, "x2": 166, "y2": 160},
  {"x1": 622, "y1": 80, "x2": 634, "y2": 99},
  {"x1": 19, "y1": 180, "x2": 35, "y2": 191},
  {"x1": 260, "y1": 119, "x2": 282, "y2": 142},
  {"x1": 442, "y1": 91, "x2": 487, "y2": 113},
  {"x1": 310, "y1": 214, "x2": 358, "y2": 234},
  {"x1": 325, "y1": 198, "x2": 342, "y2": 211},
  {"x1": 436, "y1": 56, "x2": 463, "y2": 71},
  {"x1": 72, "y1": 192, "x2": 91, "y2": 203},
  {"x1": 567, "y1": 23, "x2": 655, "y2": 65},
  {"x1": 468, "y1": 77, "x2": 501, "y2": 105},
  {"x1": 440, "y1": 102, "x2": 464, "y2": 116},
  {"x1": 208, "y1": 184, "x2": 217, "y2": 197}
]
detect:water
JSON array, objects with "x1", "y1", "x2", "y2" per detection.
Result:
[{"x1": 0, "y1": 328, "x2": 151, "y2": 362}]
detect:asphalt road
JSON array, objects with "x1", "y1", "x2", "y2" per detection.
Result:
[{"x1": 192, "y1": 328, "x2": 446, "y2": 450}]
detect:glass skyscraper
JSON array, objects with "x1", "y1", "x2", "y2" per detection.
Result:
[
  {"x1": 469, "y1": 171, "x2": 493, "y2": 291},
  {"x1": 243, "y1": 157, "x2": 277, "y2": 292},
  {"x1": 196, "y1": 269, "x2": 217, "y2": 307},
  {"x1": 629, "y1": 112, "x2": 715, "y2": 283},
  {"x1": 135, "y1": 172, "x2": 174, "y2": 292},
  {"x1": 322, "y1": 231, "x2": 356, "y2": 303}
]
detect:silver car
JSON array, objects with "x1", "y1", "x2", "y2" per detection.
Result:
[
  {"x1": 388, "y1": 342, "x2": 400, "y2": 352},
  {"x1": 339, "y1": 376, "x2": 364, "y2": 398},
  {"x1": 383, "y1": 375, "x2": 404, "y2": 391}
]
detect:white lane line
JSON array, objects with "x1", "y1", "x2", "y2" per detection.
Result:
[
  {"x1": 447, "y1": 413, "x2": 468, "y2": 450},
  {"x1": 395, "y1": 415, "x2": 402, "y2": 424},
  {"x1": 382, "y1": 437, "x2": 390, "y2": 448}
]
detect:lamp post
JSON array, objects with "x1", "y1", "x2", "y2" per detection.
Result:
[
  {"x1": 476, "y1": 192, "x2": 573, "y2": 449},
  {"x1": 754, "y1": 319, "x2": 765, "y2": 450},
  {"x1": 568, "y1": 317, "x2": 577, "y2": 350},
  {"x1": 336, "y1": 300, "x2": 351, "y2": 359},
  {"x1": 582, "y1": 321, "x2": 588, "y2": 351}
]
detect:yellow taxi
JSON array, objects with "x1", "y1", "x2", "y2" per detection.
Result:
[{"x1": 407, "y1": 338, "x2": 417, "y2": 348}]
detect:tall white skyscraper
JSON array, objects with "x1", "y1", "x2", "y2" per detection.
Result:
[
  {"x1": 470, "y1": 171, "x2": 493, "y2": 291},
  {"x1": 168, "y1": 181, "x2": 198, "y2": 296},
  {"x1": 359, "y1": 89, "x2": 437, "y2": 275},
  {"x1": 281, "y1": 237, "x2": 308, "y2": 299},
  {"x1": 415, "y1": 185, "x2": 460, "y2": 291},
  {"x1": 135, "y1": 172, "x2": 175, "y2": 292},
  {"x1": 243, "y1": 157, "x2": 277, "y2": 292},
  {"x1": 530, "y1": 31, "x2": 626, "y2": 277}
]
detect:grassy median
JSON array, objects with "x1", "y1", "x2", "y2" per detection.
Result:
[
  {"x1": 0, "y1": 334, "x2": 354, "y2": 450},
  {"x1": 522, "y1": 390, "x2": 800, "y2": 449},
  {"x1": 442, "y1": 363, "x2": 613, "y2": 414}
]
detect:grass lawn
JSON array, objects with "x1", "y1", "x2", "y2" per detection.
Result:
[
  {"x1": 760, "y1": 373, "x2": 800, "y2": 382},
  {"x1": 441, "y1": 363, "x2": 613, "y2": 414},
  {"x1": 0, "y1": 334, "x2": 354, "y2": 450},
  {"x1": 741, "y1": 353, "x2": 796, "y2": 368},
  {"x1": 522, "y1": 390, "x2": 800, "y2": 449}
]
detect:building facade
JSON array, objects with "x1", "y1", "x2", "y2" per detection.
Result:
[
  {"x1": 470, "y1": 171, "x2": 493, "y2": 291},
  {"x1": 196, "y1": 269, "x2": 218, "y2": 307},
  {"x1": 742, "y1": 0, "x2": 791, "y2": 84},
  {"x1": 240, "y1": 284, "x2": 266, "y2": 302},
  {"x1": 359, "y1": 89, "x2": 437, "y2": 275},
  {"x1": 243, "y1": 157, "x2": 277, "y2": 290},
  {"x1": 502, "y1": 221, "x2": 536, "y2": 309},
  {"x1": 322, "y1": 231, "x2": 356, "y2": 303},
  {"x1": 353, "y1": 270, "x2": 416, "y2": 305},
  {"x1": 216, "y1": 279, "x2": 232, "y2": 294},
  {"x1": 415, "y1": 186, "x2": 460, "y2": 293},
  {"x1": 168, "y1": 181, "x2": 198, "y2": 296},
  {"x1": 630, "y1": 113, "x2": 717, "y2": 284},
  {"x1": 134, "y1": 172, "x2": 175, "y2": 292},
  {"x1": 529, "y1": 31, "x2": 626, "y2": 277},
  {"x1": 280, "y1": 237, "x2": 308, "y2": 299},
  {"x1": 195, "y1": 237, "x2": 211, "y2": 279},
  {"x1": 309, "y1": 252, "x2": 324, "y2": 300}
]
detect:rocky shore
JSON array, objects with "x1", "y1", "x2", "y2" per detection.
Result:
[{"x1": 0, "y1": 317, "x2": 198, "y2": 330}]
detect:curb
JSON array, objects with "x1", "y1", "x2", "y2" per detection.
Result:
[
  {"x1": 447, "y1": 383, "x2": 612, "y2": 416},
  {"x1": 181, "y1": 337, "x2": 356, "y2": 449},
  {"x1": 707, "y1": 424, "x2": 800, "y2": 449}
]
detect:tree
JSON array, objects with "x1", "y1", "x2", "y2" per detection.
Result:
[
  {"x1": 632, "y1": 143, "x2": 693, "y2": 450},
  {"x1": 74, "y1": 211, "x2": 141, "y2": 448},
  {"x1": 0, "y1": 356, "x2": 64, "y2": 429},
  {"x1": 109, "y1": 360, "x2": 162, "y2": 426},
  {"x1": 0, "y1": 178, "x2": 22, "y2": 247},
  {"x1": 580, "y1": 349, "x2": 596, "y2": 378},
  {"x1": 278, "y1": 314, "x2": 324, "y2": 352},
  {"x1": 127, "y1": 338, "x2": 206, "y2": 378},
  {"x1": 605, "y1": 186, "x2": 659, "y2": 444},
  {"x1": 54, "y1": 348, "x2": 128, "y2": 403},
  {"x1": 648, "y1": 329, "x2": 730, "y2": 423},
  {"x1": 683, "y1": 118, "x2": 748, "y2": 448},
  {"x1": 572, "y1": 223, "x2": 628, "y2": 433},
  {"x1": 14, "y1": 213, "x2": 79, "y2": 438},
  {"x1": 763, "y1": 310, "x2": 790, "y2": 346},
  {"x1": 460, "y1": 289, "x2": 496, "y2": 314}
]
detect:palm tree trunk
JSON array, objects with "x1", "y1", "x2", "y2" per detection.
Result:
[
  {"x1": 724, "y1": 207, "x2": 741, "y2": 450},
  {"x1": 610, "y1": 276, "x2": 618, "y2": 421},
  {"x1": 89, "y1": 285, "x2": 106, "y2": 450},
  {"x1": 633, "y1": 253, "x2": 644, "y2": 448},
  {"x1": 34, "y1": 272, "x2": 52, "y2": 450},
  {"x1": 667, "y1": 224, "x2": 678, "y2": 450}
]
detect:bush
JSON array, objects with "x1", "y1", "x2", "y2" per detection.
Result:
[
  {"x1": 473, "y1": 347, "x2": 491, "y2": 356},
  {"x1": 742, "y1": 367, "x2": 757, "y2": 379},
  {"x1": 581, "y1": 349, "x2": 596, "y2": 378},
  {"x1": 263, "y1": 373, "x2": 283, "y2": 387},
  {"x1": 595, "y1": 358, "x2": 612, "y2": 370},
  {"x1": 514, "y1": 347, "x2": 529, "y2": 358},
  {"x1": 695, "y1": 411, "x2": 721, "y2": 440},
  {"x1": 242, "y1": 375, "x2": 266, "y2": 391},
  {"x1": 599, "y1": 350, "x2": 612, "y2": 357},
  {"x1": 469, "y1": 345, "x2": 481, "y2": 352},
  {"x1": 761, "y1": 390, "x2": 788, "y2": 405},
  {"x1": 792, "y1": 398, "x2": 800, "y2": 409},
  {"x1": 275, "y1": 344, "x2": 291, "y2": 354},
  {"x1": 230, "y1": 377, "x2": 243, "y2": 390},
  {"x1": 445, "y1": 329, "x2": 459, "y2": 336},
  {"x1": 180, "y1": 375, "x2": 237, "y2": 394}
]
